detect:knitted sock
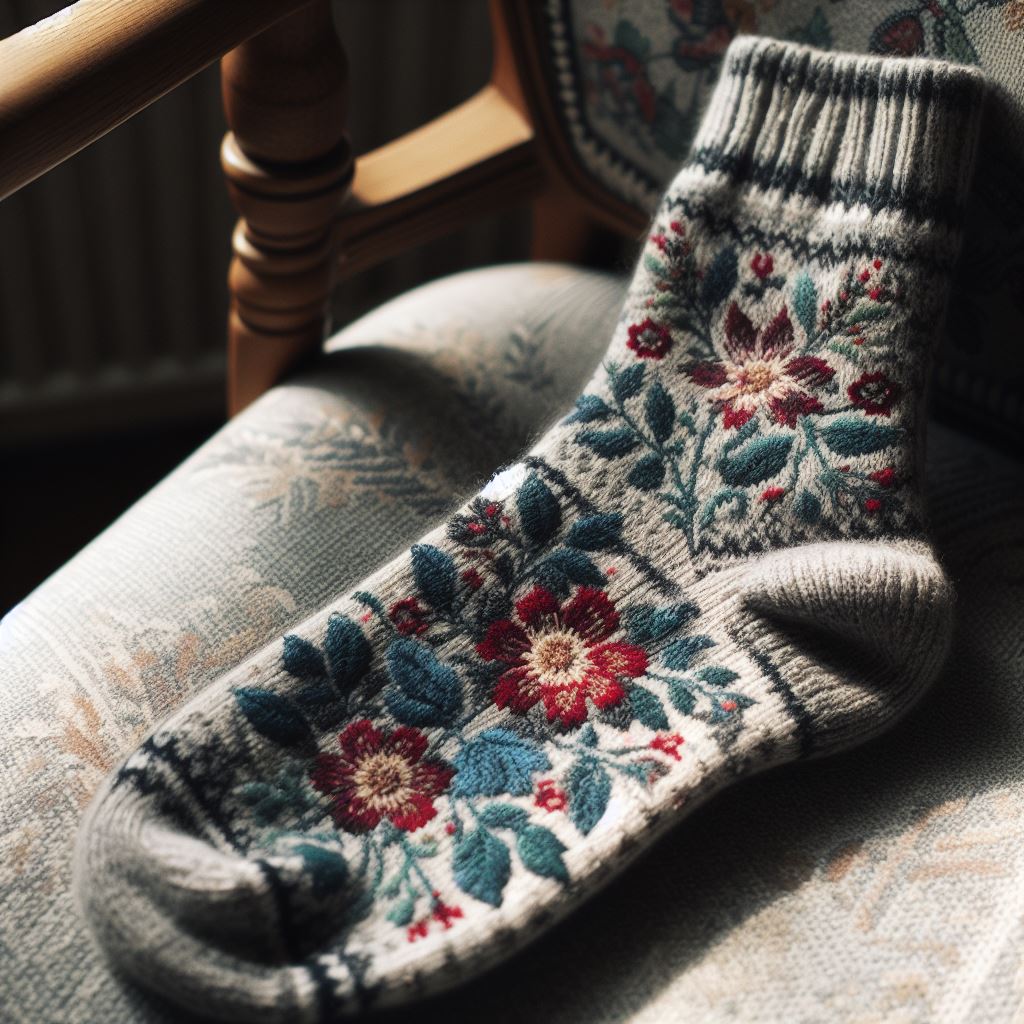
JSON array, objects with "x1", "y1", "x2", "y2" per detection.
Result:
[{"x1": 76, "y1": 38, "x2": 984, "y2": 1022}]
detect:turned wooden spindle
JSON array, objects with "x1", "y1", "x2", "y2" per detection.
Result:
[{"x1": 220, "y1": 0, "x2": 352, "y2": 414}]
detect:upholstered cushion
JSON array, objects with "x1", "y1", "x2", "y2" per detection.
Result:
[
  {"x1": 0, "y1": 263, "x2": 625, "y2": 1023},
  {"x1": 539, "y1": 1, "x2": 1024, "y2": 440}
]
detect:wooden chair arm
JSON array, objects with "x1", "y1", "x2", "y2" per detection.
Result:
[
  {"x1": 0, "y1": 0, "x2": 313, "y2": 202},
  {"x1": 334, "y1": 85, "x2": 541, "y2": 278}
]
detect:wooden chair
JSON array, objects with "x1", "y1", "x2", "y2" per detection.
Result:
[{"x1": 0, "y1": 0, "x2": 646, "y2": 416}]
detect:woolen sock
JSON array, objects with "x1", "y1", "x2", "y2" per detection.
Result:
[{"x1": 75, "y1": 38, "x2": 985, "y2": 1022}]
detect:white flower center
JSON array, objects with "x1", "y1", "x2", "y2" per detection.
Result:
[
  {"x1": 525, "y1": 628, "x2": 588, "y2": 687},
  {"x1": 352, "y1": 751, "x2": 414, "y2": 811}
]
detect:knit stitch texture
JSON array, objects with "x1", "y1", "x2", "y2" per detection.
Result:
[{"x1": 74, "y1": 38, "x2": 985, "y2": 1022}]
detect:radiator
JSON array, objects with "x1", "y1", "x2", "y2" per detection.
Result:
[{"x1": 0, "y1": 0, "x2": 517, "y2": 445}]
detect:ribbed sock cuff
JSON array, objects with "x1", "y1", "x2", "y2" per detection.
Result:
[{"x1": 692, "y1": 36, "x2": 986, "y2": 225}]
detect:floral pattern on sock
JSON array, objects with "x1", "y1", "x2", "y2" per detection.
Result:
[{"x1": 569, "y1": 217, "x2": 914, "y2": 559}]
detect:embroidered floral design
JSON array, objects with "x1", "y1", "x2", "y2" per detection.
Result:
[
  {"x1": 627, "y1": 318, "x2": 674, "y2": 359},
  {"x1": 848, "y1": 371, "x2": 901, "y2": 416},
  {"x1": 311, "y1": 720, "x2": 453, "y2": 834},
  {"x1": 688, "y1": 302, "x2": 836, "y2": 428},
  {"x1": 571, "y1": 218, "x2": 912, "y2": 555},
  {"x1": 479, "y1": 586, "x2": 649, "y2": 728}
]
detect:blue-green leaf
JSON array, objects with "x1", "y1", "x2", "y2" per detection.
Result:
[
  {"x1": 477, "y1": 803, "x2": 530, "y2": 831},
  {"x1": 794, "y1": 489, "x2": 821, "y2": 524},
  {"x1": 517, "y1": 475, "x2": 561, "y2": 547},
  {"x1": 820, "y1": 418, "x2": 899, "y2": 457},
  {"x1": 324, "y1": 614, "x2": 371, "y2": 691},
  {"x1": 567, "y1": 394, "x2": 611, "y2": 423},
  {"x1": 282, "y1": 635, "x2": 326, "y2": 681},
  {"x1": 385, "y1": 639, "x2": 462, "y2": 727},
  {"x1": 631, "y1": 684, "x2": 669, "y2": 730},
  {"x1": 451, "y1": 729, "x2": 551, "y2": 798},
  {"x1": 792, "y1": 272, "x2": 818, "y2": 338},
  {"x1": 701, "y1": 248, "x2": 738, "y2": 309},
  {"x1": 386, "y1": 893, "x2": 417, "y2": 926},
  {"x1": 565, "y1": 513, "x2": 623, "y2": 551},
  {"x1": 567, "y1": 756, "x2": 611, "y2": 835},
  {"x1": 579, "y1": 428, "x2": 640, "y2": 459},
  {"x1": 668, "y1": 680, "x2": 697, "y2": 716},
  {"x1": 718, "y1": 436, "x2": 793, "y2": 487},
  {"x1": 536, "y1": 549, "x2": 606, "y2": 589},
  {"x1": 644, "y1": 380, "x2": 676, "y2": 443},
  {"x1": 411, "y1": 544, "x2": 457, "y2": 614},
  {"x1": 453, "y1": 828, "x2": 511, "y2": 907},
  {"x1": 611, "y1": 363, "x2": 646, "y2": 403},
  {"x1": 627, "y1": 602, "x2": 699, "y2": 645},
  {"x1": 233, "y1": 687, "x2": 312, "y2": 747},
  {"x1": 292, "y1": 843, "x2": 348, "y2": 897},
  {"x1": 698, "y1": 665, "x2": 740, "y2": 687},
  {"x1": 627, "y1": 452, "x2": 665, "y2": 491},
  {"x1": 662, "y1": 634, "x2": 715, "y2": 671},
  {"x1": 579, "y1": 724, "x2": 598, "y2": 748},
  {"x1": 516, "y1": 825, "x2": 569, "y2": 883}
]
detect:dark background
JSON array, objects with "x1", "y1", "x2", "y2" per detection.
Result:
[{"x1": 0, "y1": 1, "x2": 526, "y2": 613}]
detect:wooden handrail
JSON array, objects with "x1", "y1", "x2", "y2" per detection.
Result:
[{"x1": 0, "y1": 0, "x2": 313, "y2": 201}]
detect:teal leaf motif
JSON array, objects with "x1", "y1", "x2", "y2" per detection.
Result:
[
  {"x1": 580, "y1": 428, "x2": 640, "y2": 459},
  {"x1": 662, "y1": 634, "x2": 715, "y2": 671},
  {"x1": 233, "y1": 687, "x2": 312, "y2": 747},
  {"x1": 565, "y1": 514, "x2": 623, "y2": 552},
  {"x1": 535, "y1": 549, "x2": 606, "y2": 590},
  {"x1": 701, "y1": 248, "x2": 738, "y2": 309},
  {"x1": 324, "y1": 614, "x2": 371, "y2": 691},
  {"x1": 517, "y1": 826, "x2": 569, "y2": 883},
  {"x1": 631, "y1": 684, "x2": 670, "y2": 731},
  {"x1": 644, "y1": 380, "x2": 676, "y2": 443},
  {"x1": 698, "y1": 666, "x2": 740, "y2": 687},
  {"x1": 567, "y1": 394, "x2": 611, "y2": 424},
  {"x1": 453, "y1": 828, "x2": 511, "y2": 907},
  {"x1": 614, "y1": 18, "x2": 651, "y2": 58},
  {"x1": 477, "y1": 803, "x2": 530, "y2": 831},
  {"x1": 282, "y1": 635, "x2": 326, "y2": 680},
  {"x1": 384, "y1": 639, "x2": 462, "y2": 727},
  {"x1": 292, "y1": 843, "x2": 348, "y2": 898},
  {"x1": 411, "y1": 544, "x2": 457, "y2": 615},
  {"x1": 668, "y1": 680, "x2": 696, "y2": 716},
  {"x1": 792, "y1": 272, "x2": 818, "y2": 339},
  {"x1": 794, "y1": 489, "x2": 821, "y2": 524},
  {"x1": 451, "y1": 729, "x2": 551, "y2": 798},
  {"x1": 567, "y1": 756, "x2": 611, "y2": 835},
  {"x1": 626, "y1": 602, "x2": 699, "y2": 645},
  {"x1": 821, "y1": 418, "x2": 899, "y2": 457},
  {"x1": 628, "y1": 452, "x2": 665, "y2": 491},
  {"x1": 517, "y1": 475, "x2": 561, "y2": 547},
  {"x1": 387, "y1": 893, "x2": 417, "y2": 926},
  {"x1": 611, "y1": 363, "x2": 646, "y2": 403},
  {"x1": 718, "y1": 436, "x2": 793, "y2": 487}
]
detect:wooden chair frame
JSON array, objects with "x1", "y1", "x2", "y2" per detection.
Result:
[{"x1": 0, "y1": 0, "x2": 647, "y2": 414}]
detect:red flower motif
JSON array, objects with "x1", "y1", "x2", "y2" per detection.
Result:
[
  {"x1": 864, "y1": 498, "x2": 883, "y2": 513},
  {"x1": 760, "y1": 486, "x2": 786, "y2": 503},
  {"x1": 535, "y1": 779, "x2": 567, "y2": 812},
  {"x1": 650, "y1": 732, "x2": 684, "y2": 761},
  {"x1": 311, "y1": 720, "x2": 453, "y2": 834},
  {"x1": 869, "y1": 467, "x2": 896, "y2": 488},
  {"x1": 687, "y1": 302, "x2": 835, "y2": 429},
  {"x1": 389, "y1": 597, "x2": 430, "y2": 636},
  {"x1": 848, "y1": 371, "x2": 900, "y2": 416},
  {"x1": 477, "y1": 586, "x2": 649, "y2": 729},
  {"x1": 461, "y1": 568, "x2": 484, "y2": 591},
  {"x1": 431, "y1": 898, "x2": 463, "y2": 930},
  {"x1": 750, "y1": 253, "x2": 774, "y2": 279},
  {"x1": 627, "y1": 318, "x2": 673, "y2": 359}
]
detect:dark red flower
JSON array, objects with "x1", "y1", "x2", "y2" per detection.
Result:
[
  {"x1": 760, "y1": 486, "x2": 786, "y2": 503},
  {"x1": 627, "y1": 318, "x2": 673, "y2": 359},
  {"x1": 477, "y1": 586, "x2": 648, "y2": 729},
  {"x1": 535, "y1": 779, "x2": 567, "y2": 812},
  {"x1": 461, "y1": 568, "x2": 484, "y2": 591},
  {"x1": 864, "y1": 498, "x2": 883, "y2": 513},
  {"x1": 389, "y1": 597, "x2": 430, "y2": 636},
  {"x1": 848, "y1": 371, "x2": 900, "y2": 416},
  {"x1": 686, "y1": 301, "x2": 835, "y2": 428},
  {"x1": 750, "y1": 253, "x2": 774, "y2": 279},
  {"x1": 650, "y1": 732, "x2": 684, "y2": 761},
  {"x1": 311, "y1": 720, "x2": 453, "y2": 834},
  {"x1": 873, "y1": 13, "x2": 924, "y2": 56},
  {"x1": 869, "y1": 467, "x2": 896, "y2": 488}
]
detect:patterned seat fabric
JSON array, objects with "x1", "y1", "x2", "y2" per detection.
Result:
[
  {"x1": 539, "y1": 0, "x2": 1024, "y2": 440},
  {"x1": 0, "y1": 264, "x2": 625, "y2": 1023}
]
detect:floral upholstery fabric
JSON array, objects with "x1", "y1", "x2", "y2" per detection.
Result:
[
  {"x1": 541, "y1": 0, "x2": 1024, "y2": 440},
  {"x1": 0, "y1": 264, "x2": 625, "y2": 1023}
]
